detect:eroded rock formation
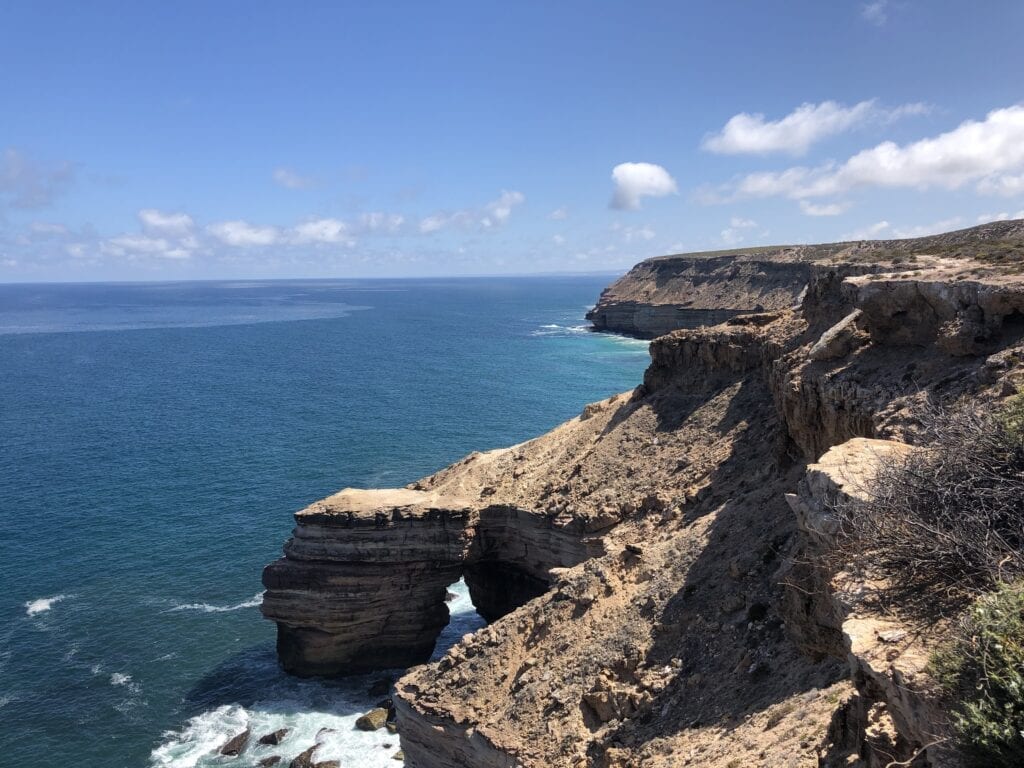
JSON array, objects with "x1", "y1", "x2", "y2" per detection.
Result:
[
  {"x1": 263, "y1": 219, "x2": 1024, "y2": 766},
  {"x1": 262, "y1": 489, "x2": 475, "y2": 675}
]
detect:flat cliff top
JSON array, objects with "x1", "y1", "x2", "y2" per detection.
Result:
[{"x1": 297, "y1": 487, "x2": 474, "y2": 519}]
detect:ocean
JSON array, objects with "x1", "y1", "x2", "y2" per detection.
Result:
[{"x1": 0, "y1": 276, "x2": 650, "y2": 768}]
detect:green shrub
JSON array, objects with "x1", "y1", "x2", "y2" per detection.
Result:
[
  {"x1": 998, "y1": 392, "x2": 1024, "y2": 441},
  {"x1": 931, "y1": 582, "x2": 1024, "y2": 767}
]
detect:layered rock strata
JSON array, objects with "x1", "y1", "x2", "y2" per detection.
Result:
[
  {"x1": 262, "y1": 489, "x2": 475, "y2": 676},
  {"x1": 588, "y1": 218, "x2": 1024, "y2": 337},
  {"x1": 263, "y1": 220, "x2": 1024, "y2": 766},
  {"x1": 586, "y1": 254, "x2": 811, "y2": 337}
]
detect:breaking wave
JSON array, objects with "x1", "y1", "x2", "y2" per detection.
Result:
[
  {"x1": 168, "y1": 594, "x2": 264, "y2": 614},
  {"x1": 24, "y1": 594, "x2": 68, "y2": 616}
]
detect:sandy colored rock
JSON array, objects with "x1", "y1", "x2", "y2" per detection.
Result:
[
  {"x1": 262, "y1": 219, "x2": 1024, "y2": 767},
  {"x1": 355, "y1": 707, "x2": 389, "y2": 731}
]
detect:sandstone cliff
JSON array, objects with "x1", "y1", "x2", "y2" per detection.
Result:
[
  {"x1": 263, "y1": 220, "x2": 1024, "y2": 767},
  {"x1": 587, "y1": 219, "x2": 1024, "y2": 337}
]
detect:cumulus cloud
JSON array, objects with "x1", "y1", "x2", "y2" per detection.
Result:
[
  {"x1": 272, "y1": 167, "x2": 315, "y2": 189},
  {"x1": 102, "y1": 234, "x2": 191, "y2": 260},
  {"x1": 610, "y1": 162, "x2": 678, "y2": 210},
  {"x1": 481, "y1": 190, "x2": 525, "y2": 227},
  {"x1": 862, "y1": 1, "x2": 888, "y2": 25},
  {"x1": 418, "y1": 190, "x2": 525, "y2": 234},
  {"x1": 702, "y1": 100, "x2": 928, "y2": 156},
  {"x1": 138, "y1": 208, "x2": 194, "y2": 236},
  {"x1": 709, "y1": 105, "x2": 1024, "y2": 203},
  {"x1": 208, "y1": 220, "x2": 280, "y2": 246},
  {"x1": 292, "y1": 218, "x2": 353, "y2": 245},
  {"x1": 1, "y1": 148, "x2": 75, "y2": 209},
  {"x1": 548, "y1": 206, "x2": 569, "y2": 220}
]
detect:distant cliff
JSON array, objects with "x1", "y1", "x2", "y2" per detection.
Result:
[{"x1": 587, "y1": 219, "x2": 1024, "y2": 337}]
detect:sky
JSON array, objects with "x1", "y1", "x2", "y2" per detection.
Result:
[{"x1": 2, "y1": 0, "x2": 1024, "y2": 281}]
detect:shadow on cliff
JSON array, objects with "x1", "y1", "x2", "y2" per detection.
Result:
[{"x1": 588, "y1": 371, "x2": 847, "y2": 763}]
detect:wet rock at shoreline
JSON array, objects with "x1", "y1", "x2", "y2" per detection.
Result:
[
  {"x1": 219, "y1": 728, "x2": 250, "y2": 756},
  {"x1": 355, "y1": 707, "x2": 389, "y2": 731},
  {"x1": 257, "y1": 728, "x2": 290, "y2": 746}
]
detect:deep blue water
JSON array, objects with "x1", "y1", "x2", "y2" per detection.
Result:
[{"x1": 0, "y1": 277, "x2": 649, "y2": 768}]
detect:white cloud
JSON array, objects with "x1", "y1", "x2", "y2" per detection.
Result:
[
  {"x1": 610, "y1": 162, "x2": 678, "y2": 210},
  {"x1": 552, "y1": 234, "x2": 566, "y2": 245},
  {"x1": 548, "y1": 206, "x2": 568, "y2": 220},
  {"x1": 713, "y1": 105, "x2": 1024, "y2": 202},
  {"x1": 862, "y1": 1, "x2": 888, "y2": 25},
  {"x1": 977, "y1": 210, "x2": 1024, "y2": 223},
  {"x1": 138, "y1": 208, "x2": 194, "y2": 236},
  {"x1": 729, "y1": 216, "x2": 757, "y2": 228},
  {"x1": 702, "y1": 100, "x2": 927, "y2": 156},
  {"x1": 841, "y1": 220, "x2": 891, "y2": 240},
  {"x1": 359, "y1": 212, "x2": 405, "y2": 232},
  {"x1": 799, "y1": 200, "x2": 849, "y2": 216},
  {"x1": 102, "y1": 234, "x2": 191, "y2": 260},
  {"x1": 418, "y1": 190, "x2": 525, "y2": 233},
  {"x1": 208, "y1": 220, "x2": 280, "y2": 246},
  {"x1": 977, "y1": 173, "x2": 1024, "y2": 197},
  {"x1": 418, "y1": 214, "x2": 448, "y2": 234},
  {"x1": 272, "y1": 167, "x2": 315, "y2": 189},
  {"x1": 481, "y1": 190, "x2": 525, "y2": 227},
  {"x1": 292, "y1": 218, "x2": 353, "y2": 245}
]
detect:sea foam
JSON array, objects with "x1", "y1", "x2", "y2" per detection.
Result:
[
  {"x1": 24, "y1": 594, "x2": 67, "y2": 616},
  {"x1": 168, "y1": 593, "x2": 263, "y2": 614},
  {"x1": 150, "y1": 580, "x2": 484, "y2": 768}
]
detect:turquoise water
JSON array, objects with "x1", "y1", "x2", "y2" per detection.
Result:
[{"x1": 0, "y1": 277, "x2": 649, "y2": 768}]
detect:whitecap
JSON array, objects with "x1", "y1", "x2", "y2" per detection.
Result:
[
  {"x1": 111, "y1": 672, "x2": 143, "y2": 695},
  {"x1": 168, "y1": 593, "x2": 263, "y2": 614},
  {"x1": 25, "y1": 594, "x2": 67, "y2": 616}
]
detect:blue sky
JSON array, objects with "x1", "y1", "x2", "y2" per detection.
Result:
[{"x1": 2, "y1": 0, "x2": 1023, "y2": 280}]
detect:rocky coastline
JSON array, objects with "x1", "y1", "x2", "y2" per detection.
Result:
[{"x1": 262, "y1": 219, "x2": 1024, "y2": 767}]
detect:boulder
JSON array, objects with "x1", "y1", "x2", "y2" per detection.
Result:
[
  {"x1": 257, "y1": 728, "x2": 290, "y2": 746},
  {"x1": 808, "y1": 309, "x2": 862, "y2": 361},
  {"x1": 355, "y1": 707, "x2": 389, "y2": 731},
  {"x1": 289, "y1": 746, "x2": 317, "y2": 768},
  {"x1": 220, "y1": 728, "x2": 250, "y2": 756}
]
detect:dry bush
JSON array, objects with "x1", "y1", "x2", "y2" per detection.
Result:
[{"x1": 835, "y1": 396, "x2": 1024, "y2": 613}]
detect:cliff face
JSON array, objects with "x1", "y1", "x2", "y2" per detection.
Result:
[
  {"x1": 262, "y1": 220, "x2": 1024, "y2": 767},
  {"x1": 587, "y1": 219, "x2": 1024, "y2": 338},
  {"x1": 585, "y1": 254, "x2": 810, "y2": 337}
]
